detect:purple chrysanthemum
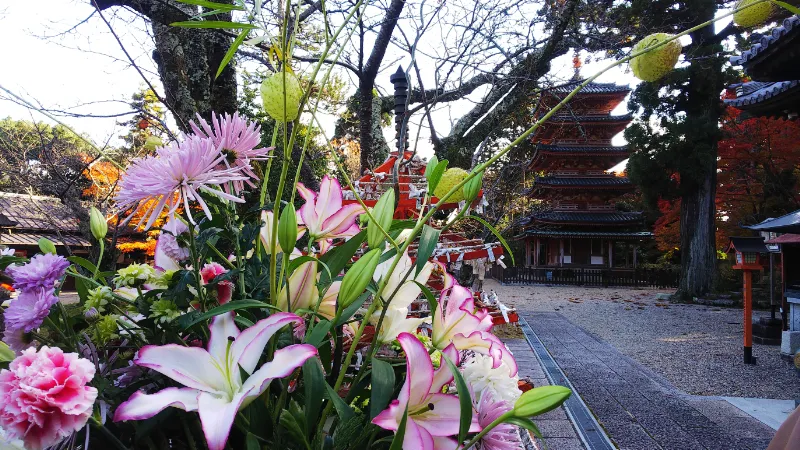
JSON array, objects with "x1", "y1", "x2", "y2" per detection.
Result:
[
  {"x1": 115, "y1": 135, "x2": 250, "y2": 229},
  {"x1": 6, "y1": 253, "x2": 69, "y2": 291},
  {"x1": 3, "y1": 288, "x2": 59, "y2": 333},
  {"x1": 477, "y1": 392, "x2": 524, "y2": 450},
  {"x1": 189, "y1": 112, "x2": 272, "y2": 194},
  {"x1": 2, "y1": 327, "x2": 34, "y2": 354}
]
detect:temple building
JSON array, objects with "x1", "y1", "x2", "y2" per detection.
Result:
[{"x1": 516, "y1": 82, "x2": 651, "y2": 269}]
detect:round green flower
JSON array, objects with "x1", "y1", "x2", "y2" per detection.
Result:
[
  {"x1": 433, "y1": 168, "x2": 469, "y2": 203},
  {"x1": 85, "y1": 286, "x2": 112, "y2": 313},
  {"x1": 149, "y1": 270, "x2": 177, "y2": 290},
  {"x1": 150, "y1": 299, "x2": 181, "y2": 323},
  {"x1": 734, "y1": 0, "x2": 773, "y2": 28},
  {"x1": 630, "y1": 33, "x2": 682, "y2": 82},
  {"x1": 261, "y1": 71, "x2": 303, "y2": 122},
  {"x1": 93, "y1": 315, "x2": 120, "y2": 343},
  {"x1": 114, "y1": 263, "x2": 156, "y2": 288}
]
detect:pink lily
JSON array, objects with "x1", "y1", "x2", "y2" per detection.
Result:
[
  {"x1": 431, "y1": 285, "x2": 492, "y2": 350},
  {"x1": 114, "y1": 312, "x2": 316, "y2": 450},
  {"x1": 296, "y1": 175, "x2": 362, "y2": 242},
  {"x1": 373, "y1": 333, "x2": 479, "y2": 449},
  {"x1": 451, "y1": 331, "x2": 518, "y2": 377}
]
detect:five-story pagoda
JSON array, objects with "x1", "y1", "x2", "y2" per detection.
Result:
[{"x1": 517, "y1": 81, "x2": 652, "y2": 269}]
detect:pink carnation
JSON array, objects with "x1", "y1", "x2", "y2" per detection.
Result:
[
  {"x1": 200, "y1": 262, "x2": 233, "y2": 304},
  {"x1": 0, "y1": 346, "x2": 98, "y2": 450}
]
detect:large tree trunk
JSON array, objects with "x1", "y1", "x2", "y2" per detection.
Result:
[
  {"x1": 93, "y1": 0, "x2": 238, "y2": 131},
  {"x1": 676, "y1": 0, "x2": 724, "y2": 300}
]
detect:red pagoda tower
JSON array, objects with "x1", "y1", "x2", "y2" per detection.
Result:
[{"x1": 518, "y1": 82, "x2": 651, "y2": 269}]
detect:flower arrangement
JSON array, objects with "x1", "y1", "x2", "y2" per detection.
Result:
[{"x1": 0, "y1": 0, "x2": 785, "y2": 448}]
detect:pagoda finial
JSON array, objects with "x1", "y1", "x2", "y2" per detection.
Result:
[
  {"x1": 389, "y1": 66, "x2": 409, "y2": 156},
  {"x1": 572, "y1": 50, "x2": 582, "y2": 81}
]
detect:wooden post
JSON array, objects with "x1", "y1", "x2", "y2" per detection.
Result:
[
  {"x1": 534, "y1": 238, "x2": 540, "y2": 268},
  {"x1": 608, "y1": 240, "x2": 613, "y2": 268},
  {"x1": 743, "y1": 270, "x2": 754, "y2": 364},
  {"x1": 559, "y1": 239, "x2": 564, "y2": 267},
  {"x1": 633, "y1": 244, "x2": 638, "y2": 269}
]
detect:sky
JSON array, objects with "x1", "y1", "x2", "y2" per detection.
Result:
[{"x1": 0, "y1": 1, "x2": 736, "y2": 166}]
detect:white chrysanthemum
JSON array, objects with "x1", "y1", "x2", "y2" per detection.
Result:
[{"x1": 462, "y1": 353, "x2": 521, "y2": 405}]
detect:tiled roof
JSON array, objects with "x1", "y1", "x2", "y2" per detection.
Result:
[
  {"x1": 534, "y1": 176, "x2": 633, "y2": 187},
  {"x1": 548, "y1": 113, "x2": 634, "y2": 123},
  {"x1": 0, "y1": 192, "x2": 81, "y2": 232},
  {"x1": 0, "y1": 231, "x2": 91, "y2": 247},
  {"x1": 531, "y1": 211, "x2": 643, "y2": 224},
  {"x1": 523, "y1": 230, "x2": 653, "y2": 239},
  {"x1": 724, "y1": 80, "x2": 800, "y2": 108},
  {"x1": 730, "y1": 15, "x2": 800, "y2": 67},
  {"x1": 746, "y1": 209, "x2": 800, "y2": 233},
  {"x1": 535, "y1": 144, "x2": 630, "y2": 154},
  {"x1": 550, "y1": 81, "x2": 632, "y2": 95}
]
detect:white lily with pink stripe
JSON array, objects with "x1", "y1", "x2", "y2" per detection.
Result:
[{"x1": 296, "y1": 175, "x2": 363, "y2": 242}]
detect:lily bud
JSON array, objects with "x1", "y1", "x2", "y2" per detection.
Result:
[
  {"x1": 89, "y1": 207, "x2": 108, "y2": 241},
  {"x1": 462, "y1": 171, "x2": 483, "y2": 203},
  {"x1": 38, "y1": 238, "x2": 57, "y2": 255},
  {"x1": 338, "y1": 248, "x2": 381, "y2": 310},
  {"x1": 143, "y1": 135, "x2": 163, "y2": 151},
  {"x1": 261, "y1": 71, "x2": 303, "y2": 122},
  {"x1": 278, "y1": 203, "x2": 298, "y2": 253},
  {"x1": 368, "y1": 189, "x2": 395, "y2": 249},
  {"x1": 630, "y1": 33, "x2": 682, "y2": 82},
  {"x1": 513, "y1": 385, "x2": 571, "y2": 418}
]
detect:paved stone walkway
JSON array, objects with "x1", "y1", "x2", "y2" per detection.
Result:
[
  {"x1": 521, "y1": 312, "x2": 777, "y2": 450},
  {"x1": 505, "y1": 338, "x2": 588, "y2": 449}
]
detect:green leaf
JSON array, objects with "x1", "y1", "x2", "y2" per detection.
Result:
[
  {"x1": 370, "y1": 358, "x2": 396, "y2": 419},
  {"x1": 319, "y1": 230, "x2": 366, "y2": 286},
  {"x1": 424, "y1": 155, "x2": 439, "y2": 183},
  {"x1": 388, "y1": 406, "x2": 409, "y2": 450},
  {"x1": 324, "y1": 381, "x2": 355, "y2": 422},
  {"x1": 279, "y1": 409, "x2": 311, "y2": 450},
  {"x1": 177, "y1": 299, "x2": 278, "y2": 329},
  {"x1": 74, "y1": 277, "x2": 90, "y2": 303},
  {"x1": 513, "y1": 385, "x2": 571, "y2": 417},
  {"x1": 412, "y1": 281, "x2": 438, "y2": 315},
  {"x1": 216, "y1": 29, "x2": 248, "y2": 79},
  {"x1": 245, "y1": 432, "x2": 260, "y2": 450},
  {"x1": 170, "y1": 20, "x2": 258, "y2": 29},
  {"x1": 305, "y1": 320, "x2": 332, "y2": 347},
  {"x1": 176, "y1": 0, "x2": 246, "y2": 11},
  {"x1": 442, "y1": 355, "x2": 472, "y2": 444},
  {"x1": 415, "y1": 225, "x2": 440, "y2": 275},
  {"x1": 38, "y1": 238, "x2": 57, "y2": 255},
  {"x1": 304, "y1": 359, "x2": 325, "y2": 436},
  {"x1": 505, "y1": 417, "x2": 543, "y2": 439},
  {"x1": 0, "y1": 342, "x2": 14, "y2": 362},
  {"x1": 772, "y1": 0, "x2": 800, "y2": 15},
  {"x1": 0, "y1": 255, "x2": 26, "y2": 270},
  {"x1": 427, "y1": 159, "x2": 448, "y2": 193},
  {"x1": 466, "y1": 215, "x2": 515, "y2": 266},
  {"x1": 68, "y1": 256, "x2": 98, "y2": 275},
  {"x1": 334, "y1": 291, "x2": 370, "y2": 326}
]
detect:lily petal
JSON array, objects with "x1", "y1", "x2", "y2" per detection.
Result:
[
  {"x1": 404, "y1": 419, "x2": 435, "y2": 450},
  {"x1": 430, "y1": 343, "x2": 459, "y2": 393},
  {"x1": 208, "y1": 312, "x2": 240, "y2": 362},
  {"x1": 135, "y1": 345, "x2": 226, "y2": 393},
  {"x1": 372, "y1": 399, "x2": 405, "y2": 431},
  {"x1": 319, "y1": 203, "x2": 363, "y2": 238},
  {"x1": 239, "y1": 344, "x2": 317, "y2": 405},
  {"x1": 319, "y1": 281, "x2": 340, "y2": 320},
  {"x1": 114, "y1": 387, "x2": 199, "y2": 421},
  {"x1": 413, "y1": 393, "x2": 464, "y2": 437},
  {"x1": 450, "y1": 331, "x2": 518, "y2": 376},
  {"x1": 232, "y1": 313, "x2": 304, "y2": 374},
  {"x1": 397, "y1": 333, "x2": 434, "y2": 408},
  {"x1": 198, "y1": 392, "x2": 245, "y2": 450},
  {"x1": 277, "y1": 260, "x2": 319, "y2": 314},
  {"x1": 432, "y1": 436, "x2": 459, "y2": 450},
  {"x1": 315, "y1": 175, "x2": 343, "y2": 222}
]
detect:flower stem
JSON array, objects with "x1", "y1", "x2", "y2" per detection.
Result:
[
  {"x1": 461, "y1": 411, "x2": 514, "y2": 449},
  {"x1": 90, "y1": 417, "x2": 130, "y2": 450},
  {"x1": 93, "y1": 240, "x2": 105, "y2": 280}
]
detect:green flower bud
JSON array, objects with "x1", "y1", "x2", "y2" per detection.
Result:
[
  {"x1": 462, "y1": 171, "x2": 483, "y2": 203},
  {"x1": 368, "y1": 189, "x2": 395, "y2": 249},
  {"x1": 261, "y1": 71, "x2": 303, "y2": 122},
  {"x1": 89, "y1": 207, "x2": 108, "y2": 241},
  {"x1": 338, "y1": 248, "x2": 381, "y2": 310},
  {"x1": 38, "y1": 238, "x2": 57, "y2": 255},
  {"x1": 513, "y1": 385, "x2": 571, "y2": 417},
  {"x1": 278, "y1": 203, "x2": 298, "y2": 253},
  {"x1": 630, "y1": 33, "x2": 682, "y2": 82}
]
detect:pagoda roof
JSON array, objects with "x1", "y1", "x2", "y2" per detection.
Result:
[
  {"x1": 527, "y1": 211, "x2": 643, "y2": 225},
  {"x1": 730, "y1": 15, "x2": 800, "y2": 81},
  {"x1": 533, "y1": 176, "x2": 633, "y2": 189},
  {"x1": 522, "y1": 230, "x2": 653, "y2": 240},
  {"x1": 745, "y1": 209, "x2": 800, "y2": 233},
  {"x1": 724, "y1": 80, "x2": 800, "y2": 116},
  {"x1": 534, "y1": 143, "x2": 629, "y2": 154},
  {"x1": 547, "y1": 113, "x2": 634, "y2": 124},
  {"x1": 549, "y1": 81, "x2": 631, "y2": 96}
]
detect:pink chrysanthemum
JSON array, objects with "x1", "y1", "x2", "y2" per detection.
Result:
[
  {"x1": 0, "y1": 346, "x2": 98, "y2": 450},
  {"x1": 190, "y1": 112, "x2": 272, "y2": 194},
  {"x1": 476, "y1": 392, "x2": 524, "y2": 450},
  {"x1": 115, "y1": 136, "x2": 249, "y2": 229},
  {"x1": 3, "y1": 288, "x2": 59, "y2": 333},
  {"x1": 6, "y1": 253, "x2": 69, "y2": 291}
]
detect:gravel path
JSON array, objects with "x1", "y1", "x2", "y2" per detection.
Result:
[{"x1": 487, "y1": 279, "x2": 800, "y2": 400}]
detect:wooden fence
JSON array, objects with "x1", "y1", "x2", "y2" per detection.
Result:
[{"x1": 490, "y1": 266, "x2": 679, "y2": 288}]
